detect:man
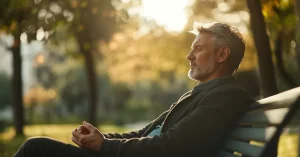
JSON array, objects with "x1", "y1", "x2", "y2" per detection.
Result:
[{"x1": 14, "y1": 22, "x2": 254, "y2": 157}]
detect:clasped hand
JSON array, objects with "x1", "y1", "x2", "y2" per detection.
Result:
[{"x1": 72, "y1": 121, "x2": 104, "y2": 151}]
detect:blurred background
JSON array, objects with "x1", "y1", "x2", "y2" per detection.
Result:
[{"x1": 0, "y1": 0, "x2": 299, "y2": 156}]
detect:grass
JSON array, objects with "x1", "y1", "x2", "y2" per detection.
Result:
[
  {"x1": 0, "y1": 124, "x2": 130, "y2": 157},
  {"x1": 278, "y1": 133, "x2": 299, "y2": 157},
  {"x1": 0, "y1": 125, "x2": 299, "y2": 157}
]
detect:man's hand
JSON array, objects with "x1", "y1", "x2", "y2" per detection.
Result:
[
  {"x1": 72, "y1": 121, "x2": 105, "y2": 151},
  {"x1": 75, "y1": 125, "x2": 90, "y2": 135}
]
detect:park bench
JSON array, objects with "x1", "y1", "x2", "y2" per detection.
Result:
[{"x1": 217, "y1": 86, "x2": 300, "y2": 157}]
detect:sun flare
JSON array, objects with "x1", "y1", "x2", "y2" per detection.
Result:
[{"x1": 141, "y1": 0, "x2": 193, "y2": 32}]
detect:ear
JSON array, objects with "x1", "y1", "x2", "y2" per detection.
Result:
[{"x1": 216, "y1": 46, "x2": 230, "y2": 63}]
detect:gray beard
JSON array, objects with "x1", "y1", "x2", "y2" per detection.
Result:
[{"x1": 188, "y1": 55, "x2": 216, "y2": 81}]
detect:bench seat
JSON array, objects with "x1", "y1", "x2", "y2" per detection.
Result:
[{"x1": 217, "y1": 87, "x2": 300, "y2": 157}]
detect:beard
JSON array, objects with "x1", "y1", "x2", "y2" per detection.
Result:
[{"x1": 188, "y1": 54, "x2": 217, "y2": 81}]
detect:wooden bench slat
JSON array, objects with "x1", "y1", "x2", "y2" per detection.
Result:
[
  {"x1": 224, "y1": 140, "x2": 263, "y2": 157},
  {"x1": 239, "y1": 108, "x2": 289, "y2": 125},
  {"x1": 218, "y1": 87, "x2": 300, "y2": 157},
  {"x1": 230, "y1": 127, "x2": 276, "y2": 142},
  {"x1": 240, "y1": 108, "x2": 300, "y2": 126},
  {"x1": 258, "y1": 87, "x2": 300, "y2": 105},
  {"x1": 247, "y1": 87, "x2": 300, "y2": 112},
  {"x1": 217, "y1": 151, "x2": 239, "y2": 157}
]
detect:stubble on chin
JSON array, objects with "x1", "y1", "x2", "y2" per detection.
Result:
[
  {"x1": 188, "y1": 69, "x2": 199, "y2": 81},
  {"x1": 188, "y1": 64, "x2": 215, "y2": 81}
]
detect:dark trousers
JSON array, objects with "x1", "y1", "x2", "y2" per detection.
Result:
[{"x1": 13, "y1": 137, "x2": 100, "y2": 157}]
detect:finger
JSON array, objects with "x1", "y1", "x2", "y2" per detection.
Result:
[
  {"x1": 73, "y1": 128, "x2": 78, "y2": 133},
  {"x1": 73, "y1": 129, "x2": 90, "y2": 145},
  {"x1": 81, "y1": 126, "x2": 91, "y2": 135},
  {"x1": 77, "y1": 125, "x2": 84, "y2": 134},
  {"x1": 72, "y1": 130, "x2": 83, "y2": 140},
  {"x1": 72, "y1": 136, "x2": 83, "y2": 147},
  {"x1": 83, "y1": 121, "x2": 96, "y2": 132}
]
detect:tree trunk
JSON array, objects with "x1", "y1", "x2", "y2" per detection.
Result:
[
  {"x1": 246, "y1": 0, "x2": 279, "y2": 97},
  {"x1": 74, "y1": 23, "x2": 99, "y2": 126},
  {"x1": 274, "y1": 31, "x2": 297, "y2": 88},
  {"x1": 11, "y1": 34, "x2": 24, "y2": 136},
  {"x1": 81, "y1": 47, "x2": 98, "y2": 126},
  {"x1": 294, "y1": 0, "x2": 300, "y2": 70}
]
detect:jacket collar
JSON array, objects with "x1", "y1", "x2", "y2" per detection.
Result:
[{"x1": 191, "y1": 75, "x2": 236, "y2": 95}]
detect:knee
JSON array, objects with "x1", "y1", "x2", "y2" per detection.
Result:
[
  {"x1": 14, "y1": 137, "x2": 49, "y2": 157},
  {"x1": 23, "y1": 137, "x2": 49, "y2": 149}
]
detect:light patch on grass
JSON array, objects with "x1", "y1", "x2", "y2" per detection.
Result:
[
  {"x1": 1, "y1": 124, "x2": 130, "y2": 142},
  {"x1": 278, "y1": 133, "x2": 299, "y2": 157},
  {"x1": 0, "y1": 124, "x2": 131, "y2": 157}
]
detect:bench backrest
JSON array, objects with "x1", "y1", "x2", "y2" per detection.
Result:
[{"x1": 217, "y1": 87, "x2": 300, "y2": 157}]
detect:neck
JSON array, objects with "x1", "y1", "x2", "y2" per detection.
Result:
[{"x1": 198, "y1": 66, "x2": 232, "y2": 83}]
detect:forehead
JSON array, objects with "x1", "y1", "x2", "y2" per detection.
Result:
[{"x1": 191, "y1": 32, "x2": 213, "y2": 47}]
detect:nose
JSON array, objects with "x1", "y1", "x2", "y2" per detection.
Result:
[{"x1": 186, "y1": 50, "x2": 195, "y2": 60}]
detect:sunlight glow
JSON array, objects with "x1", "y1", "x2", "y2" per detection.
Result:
[
  {"x1": 218, "y1": 2, "x2": 230, "y2": 12},
  {"x1": 20, "y1": 33, "x2": 27, "y2": 43},
  {"x1": 141, "y1": 0, "x2": 193, "y2": 32},
  {"x1": 36, "y1": 28, "x2": 45, "y2": 41}
]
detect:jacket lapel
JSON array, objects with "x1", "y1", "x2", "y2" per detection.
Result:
[{"x1": 161, "y1": 92, "x2": 203, "y2": 131}]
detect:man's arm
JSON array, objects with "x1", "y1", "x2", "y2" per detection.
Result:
[
  {"x1": 102, "y1": 92, "x2": 189, "y2": 139},
  {"x1": 103, "y1": 110, "x2": 169, "y2": 139},
  {"x1": 97, "y1": 86, "x2": 254, "y2": 157}
]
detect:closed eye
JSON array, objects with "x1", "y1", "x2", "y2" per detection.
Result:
[
  {"x1": 191, "y1": 45, "x2": 202, "y2": 50},
  {"x1": 194, "y1": 46, "x2": 202, "y2": 51}
]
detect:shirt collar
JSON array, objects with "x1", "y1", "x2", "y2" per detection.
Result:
[{"x1": 191, "y1": 75, "x2": 236, "y2": 95}]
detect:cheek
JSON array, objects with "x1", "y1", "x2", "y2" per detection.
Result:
[{"x1": 195, "y1": 54, "x2": 208, "y2": 66}]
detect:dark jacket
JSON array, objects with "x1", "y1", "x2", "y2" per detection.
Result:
[{"x1": 99, "y1": 75, "x2": 254, "y2": 157}]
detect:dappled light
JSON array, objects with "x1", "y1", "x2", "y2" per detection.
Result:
[{"x1": 0, "y1": 0, "x2": 300, "y2": 157}]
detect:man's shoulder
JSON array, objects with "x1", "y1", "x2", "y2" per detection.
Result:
[{"x1": 203, "y1": 82, "x2": 253, "y2": 101}]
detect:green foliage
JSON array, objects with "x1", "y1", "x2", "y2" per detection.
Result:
[
  {"x1": 103, "y1": 78, "x2": 190, "y2": 124},
  {"x1": 263, "y1": 0, "x2": 297, "y2": 34},
  {"x1": 59, "y1": 65, "x2": 88, "y2": 113},
  {"x1": 46, "y1": 56, "x2": 87, "y2": 114},
  {"x1": 0, "y1": 73, "x2": 11, "y2": 110},
  {"x1": 261, "y1": 0, "x2": 300, "y2": 88}
]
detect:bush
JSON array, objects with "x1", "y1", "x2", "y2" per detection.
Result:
[
  {"x1": 0, "y1": 120, "x2": 8, "y2": 133},
  {"x1": 0, "y1": 73, "x2": 11, "y2": 110}
]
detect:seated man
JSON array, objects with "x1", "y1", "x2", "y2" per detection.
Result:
[{"x1": 14, "y1": 22, "x2": 254, "y2": 157}]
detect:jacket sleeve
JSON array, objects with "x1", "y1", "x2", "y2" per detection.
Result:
[
  {"x1": 97, "y1": 86, "x2": 254, "y2": 157},
  {"x1": 102, "y1": 123, "x2": 151, "y2": 139},
  {"x1": 103, "y1": 110, "x2": 170, "y2": 139}
]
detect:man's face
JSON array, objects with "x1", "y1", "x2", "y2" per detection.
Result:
[{"x1": 187, "y1": 32, "x2": 218, "y2": 81}]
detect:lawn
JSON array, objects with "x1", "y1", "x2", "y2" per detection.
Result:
[
  {"x1": 0, "y1": 125, "x2": 299, "y2": 157},
  {"x1": 0, "y1": 124, "x2": 130, "y2": 157}
]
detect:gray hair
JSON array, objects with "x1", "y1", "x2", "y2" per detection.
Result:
[{"x1": 190, "y1": 21, "x2": 246, "y2": 73}]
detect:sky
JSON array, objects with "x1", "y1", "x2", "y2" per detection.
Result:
[
  {"x1": 140, "y1": 0, "x2": 194, "y2": 32},
  {"x1": 138, "y1": 0, "x2": 249, "y2": 35}
]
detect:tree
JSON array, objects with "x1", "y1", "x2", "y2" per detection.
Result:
[
  {"x1": 261, "y1": 0, "x2": 299, "y2": 89},
  {"x1": 0, "y1": 0, "x2": 34, "y2": 136},
  {"x1": 246, "y1": 0, "x2": 279, "y2": 97},
  {"x1": 46, "y1": 0, "x2": 132, "y2": 125},
  {"x1": 0, "y1": 0, "x2": 66, "y2": 135},
  {"x1": 1, "y1": 0, "x2": 135, "y2": 130}
]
